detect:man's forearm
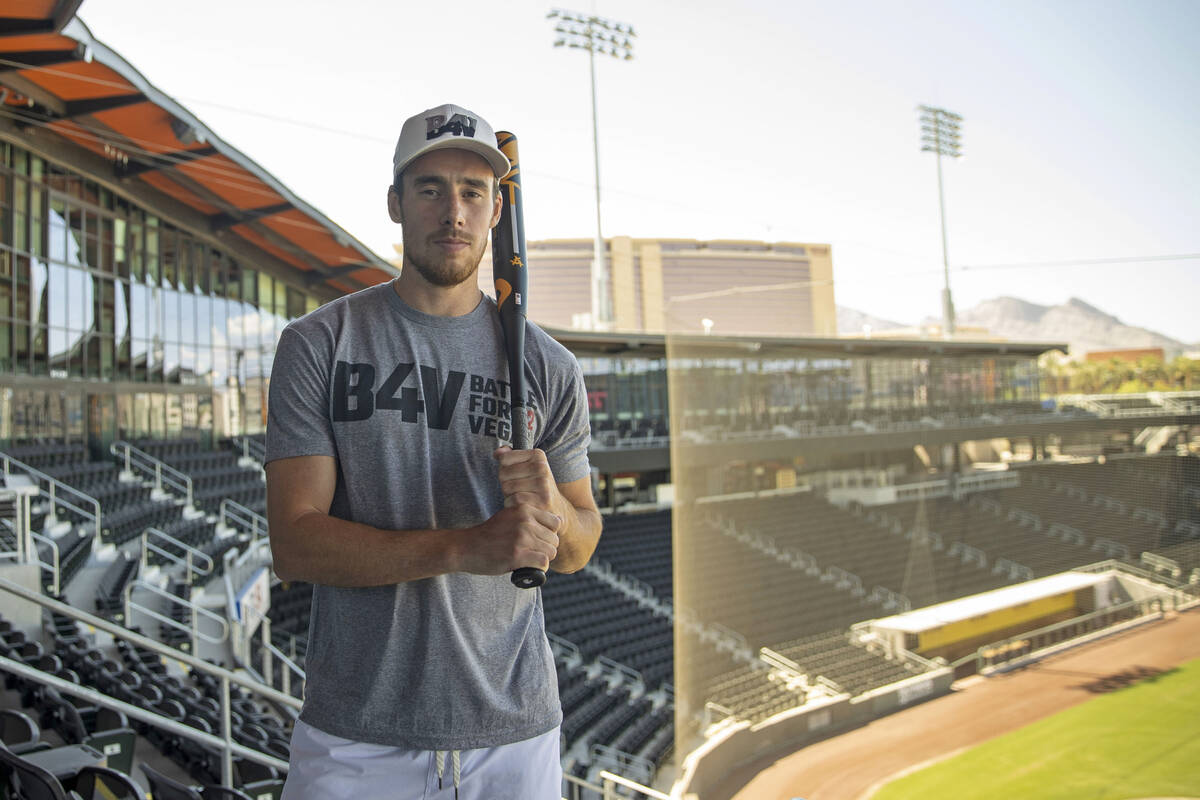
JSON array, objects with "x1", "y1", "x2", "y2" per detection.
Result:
[
  {"x1": 549, "y1": 495, "x2": 603, "y2": 574},
  {"x1": 270, "y1": 511, "x2": 465, "y2": 587}
]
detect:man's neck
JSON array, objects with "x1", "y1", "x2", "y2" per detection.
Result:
[{"x1": 392, "y1": 270, "x2": 482, "y2": 317}]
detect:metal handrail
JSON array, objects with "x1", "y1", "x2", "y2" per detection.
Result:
[
  {"x1": 219, "y1": 498, "x2": 268, "y2": 541},
  {"x1": 0, "y1": 575, "x2": 300, "y2": 787},
  {"x1": 109, "y1": 440, "x2": 194, "y2": 508},
  {"x1": 141, "y1": 526, "x2": 214, "y2": 583},
  {"x1": 232, "y1": 435, "x2": 267, "y2": 463},
  {"x1": 598, "y1": 769, "x2": 671, "y2": 799},
  {"x1": 124, "y1": 578, "x2": 229, "y2": 652},
  {"x1": 28, "y1": 529, "x2": 65, "y2": 596},
  {"x1": 0, "y1": 452, "x2": 102, "y2": 540}
]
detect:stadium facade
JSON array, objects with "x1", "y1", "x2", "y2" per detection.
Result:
[{"x1": 0, "y1": 11, "x2": 395, "y2": 453}]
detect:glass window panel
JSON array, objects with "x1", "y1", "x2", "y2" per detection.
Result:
[
  {"x1": 100, "y1": 216, "x2": 115, "y2": 274},
  {"x1": 69, "y1": 266, "x2": 92, "y2": 334},
  {"x1": 194, "y1": 344, "x2": 211, "y2": 385},
  {"x1": 149, "y1": 393, "x2": 165, "y2": 438},
  {"x1": 30, "y1": 188, "x2": 43, "y2": 257},
  {"x1": 181, "y1": 290, "x2": 196, "y2": 346},
  {"x1": 48, "y1": 262, "x2": 68, "y2": 329},
  {"x1": 148, "y1": 337, "x2": 163, "y2": 383},
  {"x1": 161, "y1": 228, "x2": 177, "y2": 289},
  {"x1": 96, "y1": 276, "x2": 114, "y2": 335},
  {"x1": 211, "y1": 346, "x2": 227, "y2": 387},
  {"x1": 48, "y1": 199, "x2": 68, "y2": 263},
  {"x1": 129, "y1": 222, "x2": 143, "y2": 280},
  {"x1": 164, "y1": 342, "x2": 180, "y2": 383},
  {"x1": 115, "y1": 334, "x2": 130, "y2": 382},
  {"x1": 116, "y1": 393, "x2": 133, "y2": 440},
  {"x1": 164, "y1": 287, "x2": 180, "y2": 343},
  {"x1": 148, "y1": 284, "x2": 161, "y2": 344},
  {"x1": 179, "y1": 341, "x2": 195, "y2": 384},
  {"x1": 166, "y1": 394, "x2": 183, "y2": 437},
  {"x1": 145, "y1": 219, "x2": 159, "y2": 284},
  {"x1": 227, "y1": 297, "x2": 242, "y2": 350},
  {"x1": 115, "y1": 280, "x2": 130, "y2": 344},
  {"x1": 130, "y1": 282, "x2": 148, "y2": 341}
]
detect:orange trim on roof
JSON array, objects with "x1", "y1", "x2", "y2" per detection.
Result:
[
  {"x1": 261, "y1": 210, "x2": 363, "y2": 264},
  {"x1": 22, "y1": 60, "x2": 132, "y2": 100},
  {"x1": 232, "y1": 223, "x2": 315, "y2": 272},
  {"x1": 0, "y1": 33, "x2": 75, "y2": 51},
  {"x1": 3, "y1": 1, "x2": 59, "y2": 20},
  {"x1": 137, "y1": 171, "x2": 222, "y2": 215},
  {"x1": 176, "y1": 153, "x2": 285, "y2": 209}
]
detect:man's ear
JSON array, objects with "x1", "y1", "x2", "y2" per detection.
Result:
[
  {"x1": 387, "y1": 185, "x2": 404, "y2": 224},
  {"x1": 490, "y1": 183, "x2": 503, "y2": 229}
]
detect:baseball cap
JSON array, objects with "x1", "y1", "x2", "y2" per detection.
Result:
[{"x1": 392, "y1": 103, "x2": 511, "y2": 182}]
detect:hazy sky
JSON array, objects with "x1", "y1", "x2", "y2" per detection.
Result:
[{"x1": 78, "y1": 0, "x2": 1200, "y2": 342}]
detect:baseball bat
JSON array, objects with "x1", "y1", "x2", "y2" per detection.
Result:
[{"x1": 492, "y1": 130, "x2": 545, "y2": 590}]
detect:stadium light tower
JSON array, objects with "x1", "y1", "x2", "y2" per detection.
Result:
[
  {"x1": 918, "y1": 104, "x2": 963, "y2": 337},
  {"x1": 548, "y1": 8, "x2": 636, "y2": 330}
]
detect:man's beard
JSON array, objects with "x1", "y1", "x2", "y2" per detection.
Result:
[{"x1": 404, "y1": 234, "x2": 486, "y2": 288}]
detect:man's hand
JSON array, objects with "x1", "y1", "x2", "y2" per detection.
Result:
[
  {"x1": 492, "y1": 446, "x2": 602, "y2": 575},
  {"x1": 458, "y1": 503, "x2": 561, "y2": 575},
  {"x1": 495, "y1": 446, "x2": 562, "y2": 524}
]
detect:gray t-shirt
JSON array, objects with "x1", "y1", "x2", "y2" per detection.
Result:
[{"x1": 265, "y1": 281, "x2": 591, "y2": 750}]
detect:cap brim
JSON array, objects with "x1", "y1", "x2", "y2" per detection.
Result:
[{"x1": 394, "y1": 138, "x2": 512, "y2": 181}]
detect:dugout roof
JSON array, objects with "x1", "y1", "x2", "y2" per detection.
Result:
[
  {"x1": 872, "y1": 571, "x2": 1108, "y2": 635},
  {"x1": 0, "y1": 1, "x2": 395, "y2": 298}
]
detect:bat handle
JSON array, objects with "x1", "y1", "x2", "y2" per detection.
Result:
[{"x1": 511, "y1": 566, "x2": 547, "y2": 589}]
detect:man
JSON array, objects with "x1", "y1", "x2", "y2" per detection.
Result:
[{"x1": 265, "y1": 103, "x2": 602, "y2": 799}]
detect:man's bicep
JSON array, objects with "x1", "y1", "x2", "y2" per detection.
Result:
[{"x1": 266, "y1": 455, "x2": 338, "y2": 527}]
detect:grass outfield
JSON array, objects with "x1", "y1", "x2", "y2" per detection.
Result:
[{"x1": 871, "y1": 657, "x2": 1200, "y2": 800}]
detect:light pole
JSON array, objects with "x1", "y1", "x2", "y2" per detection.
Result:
[
  {"x1": 918, "y1": 105, "x2": 962, "y2": 337},
  {"x1": 548, "y1": 8, "x2": 636, "y2": 330}
]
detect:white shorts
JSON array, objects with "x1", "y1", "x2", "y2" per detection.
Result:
[{"x1": 279, "y1": 719, "x2": 563, "y2": 800}]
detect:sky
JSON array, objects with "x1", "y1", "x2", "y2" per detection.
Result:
[{"x1": 77, "y1": 0, "x2": 1200, "y2": 343}]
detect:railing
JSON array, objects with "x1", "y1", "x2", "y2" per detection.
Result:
[
  {"x1": 28, "y1": 529, "x2": 66, "y2": 596},
  {"x1": 562, "y1": 770, "x2": 670, "y2": 800},
  {"x1": 124, "y1": 577, "x2": 229, "y2": 653},
  {"x1": 231, "y1": 435, "x2": 267, "y2": 464},
  {"x1": 0, "y1": 575, "x2": 299, "y2": 787},
  {"x1": 0, "y1": 452, "x2": 102, "y2": 540},
  {"x1": 141, "y1": 526, "x2": 214, "y2": 584},
  {"x1": 254, "y1": 617, "x2": 305, "y2": 699},
  {"x1": 219, "y1": 498, "x2": 268, "y2": 541},
  {"x1": 0, "y1": 486, "x2": 36, "y2": 566},
  {"x1": 110, "y1": 440, "x2": 194, "y2": 508}
]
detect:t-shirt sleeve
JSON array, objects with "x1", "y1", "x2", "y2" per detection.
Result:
[
  {"x1": 538, "y1": 357, "x2": 592, "y2": 485},
  {"x1": 265, "y1": 325, "x2": 337, "y2": 465}
]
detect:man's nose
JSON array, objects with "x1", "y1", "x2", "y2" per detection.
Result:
[{"x1": 442, "y1": 195, "x2": 466, "y2": 227}]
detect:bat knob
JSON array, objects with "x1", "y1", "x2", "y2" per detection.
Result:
[{"x1": 511, "y1": 567, "x2": 547, "y2": 589}]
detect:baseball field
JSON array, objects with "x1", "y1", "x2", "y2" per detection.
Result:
[{"x1": 870, "y1": 657, "x2": 1200, "y2": 800}]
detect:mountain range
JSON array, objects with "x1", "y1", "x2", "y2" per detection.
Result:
[{"x1": 837, "y1": 297, "x2": 1192, "y2": 358}]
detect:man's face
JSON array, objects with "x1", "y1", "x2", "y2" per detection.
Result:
[{"x1": 390, "y1": 148, "x2": 502, "y2": 289}]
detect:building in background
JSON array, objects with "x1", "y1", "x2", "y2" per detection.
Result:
[{"x1": 393, "y1": 236, "x2": 836, "y2": 337}]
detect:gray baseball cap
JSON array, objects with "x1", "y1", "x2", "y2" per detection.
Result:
[{"x1": 392, "y1": 103, "x2": 511, "y2": 182}]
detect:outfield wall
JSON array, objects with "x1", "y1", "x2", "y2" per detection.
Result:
[{"x1": 674, "y1": 667, "x2": 954, "y2": 798}]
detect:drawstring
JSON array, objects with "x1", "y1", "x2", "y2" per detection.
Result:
[{"x1": 435, "y1": 750, "x2": 462, "y2": 798}]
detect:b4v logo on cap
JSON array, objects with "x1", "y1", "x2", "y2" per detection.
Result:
[{"x1": 426, "y1": 113, "x2": 477, "y2": 140}]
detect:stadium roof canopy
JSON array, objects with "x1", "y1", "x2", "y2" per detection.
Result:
[
  {"x1": 547, "y1": 327, "x2": 1069, "y2": 360},
  {"x1": 0, "y1": 0, "x2": 396, "y2": 299}
]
